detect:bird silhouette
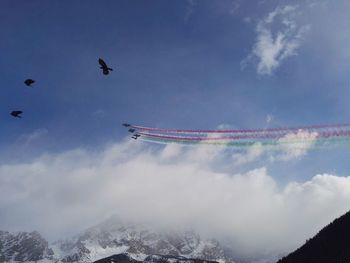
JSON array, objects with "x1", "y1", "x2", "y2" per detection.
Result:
[
  {"x1": 11, "y1": 111, "x2": 23, "y2": 118},
  {"x1": 24, "y1": 79, "x2": 35, "y2": 86},
  {"x1": 98, "y1": 58, "x2": 113, "y2": 75}
]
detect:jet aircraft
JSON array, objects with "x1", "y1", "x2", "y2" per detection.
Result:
[{"x1": 131, "y1": 134, "x2": 141, "y2": 140}]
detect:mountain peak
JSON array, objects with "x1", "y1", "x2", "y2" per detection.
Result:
[
  {"x1": 53, "y1": 217, "x2": 233, "y2": 262},
  {"x1": 0, "y1": 217, "x2": 234, "y2": 263}
]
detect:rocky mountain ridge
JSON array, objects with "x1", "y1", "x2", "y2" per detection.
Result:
[
  {"x1": 0, "y1": 230, "x2": 54, "y2": 262},
  {"x1": 94, "y1": 253, "x2": 219, "y2": 263},
  {"x1": 0, "y1": 217, "x2": 234, "y2": 263}
]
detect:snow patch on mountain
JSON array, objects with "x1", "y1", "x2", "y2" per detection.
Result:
[{"x1": 0, "y1": 217, "x2": 234, "y2": 263}]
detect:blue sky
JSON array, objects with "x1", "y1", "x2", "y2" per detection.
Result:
[
  {"x1": 1, "y1": 1, "x2": 350, "y2": 255},
  {"x1": 1, "y1": 0, "x2": 350, "y2": 174}
]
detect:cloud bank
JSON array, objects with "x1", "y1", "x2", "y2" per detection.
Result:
[{"x1": 0, "y1": 141, "x2": 350, "y2": 258}]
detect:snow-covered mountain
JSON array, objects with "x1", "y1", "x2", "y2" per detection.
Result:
[
  {"x1": 94, "y1": 253, "x2": 219, "y2": 263},
  {"x1": 0, "y1": 231, "x2": 54, "y2": 262},
  {"x1": 52, "y1": 217, "x2": 233, "y2": 263},
  {"x1": 0, "y1": 217, "x2": 234, "y2": 263}
]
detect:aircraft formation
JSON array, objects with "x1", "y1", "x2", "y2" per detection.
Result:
[
  {"x1": 10, "y1": 58, "x2": 113, "y2": 119},
  {"x1": 122, "y1": 122, "x2": 350, "y2": 148}
]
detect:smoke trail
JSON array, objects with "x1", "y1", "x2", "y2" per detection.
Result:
[
  {"x1": 140, "y1": 134, "x2": 350, "y2": 146},
  {"x1": 125, "y1": 122, "x2": 350, "y2": 150},
  {"x1": 137, "y1": 130, "x2": 350, "y2": 141},
  {"x1": 131, "y1": 123, "x2": 350, "y2": 134}
]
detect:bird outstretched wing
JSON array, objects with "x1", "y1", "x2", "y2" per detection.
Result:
[
  {"x1": 98, "y1": 58, "x2": 108, "y2": 68},
  {"x1": 24, "y1": 79, "x2": 35, "y2": 86},
  {"x1": 11, "y1": 111, "x2": 23, "y2": 118}
]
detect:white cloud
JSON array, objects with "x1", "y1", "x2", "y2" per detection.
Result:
[
  {"x1": 184, "y1": 0, "x2": 196, "y2": 23},
  {"x1": 216, "y1": 123, "x2": 235, "y2": 130},
  {"x1": 16, "y1": 128, "x2": 49, "y2": 146},
  {"x1": 276, "y1": 129, "x2": 318, "y2": 161},
  {"x1": 264, "y1": 5, "x2": 297, "y2": 24},
  {"x1": 243, "y1": 5, "x2": 310, "y2": 75},
  {"x1": 266, "y1": 114, "x2": 274, "y2": 124},
  {"x1": 0, "y1": 141, "x2": 349, "y2": 259},
  {"x1": 92, "y1": 109, "x2": 106, "y2": 119},
  {"x1": 232, "y1": 143, "x2": 264, "y2": 165},
  {"x1": 243, "y1": 16, "x2": 252, "y2": 24},
  {"x1": 229, "y1": 1, "x2": 240, "y2": 15},
  {"x1": 229, "y1": 128, "x2": 317, "y2": 165}
]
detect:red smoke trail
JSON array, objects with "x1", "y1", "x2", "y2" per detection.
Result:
[
  {"x1": 130, "y1": 123, "x2": 350, "y2": 134},
  {"x1": 137, "y1": 130, "x2": 350, "y2": 141}
]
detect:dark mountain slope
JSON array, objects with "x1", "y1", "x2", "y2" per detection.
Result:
[{"x1": 278, "y1": 210, "x2": 350, "y2": 263}]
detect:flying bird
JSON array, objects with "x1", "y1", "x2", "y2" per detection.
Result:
[
  {"x1": 24, "y1": 79, "x2": 35, "y2": 86},
  {"x1": 98, "y1": 58, "x2": 113, "y2": 75},
  {"x1": 11, "y1": 111, "x2": 23, "y2": 118}
]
